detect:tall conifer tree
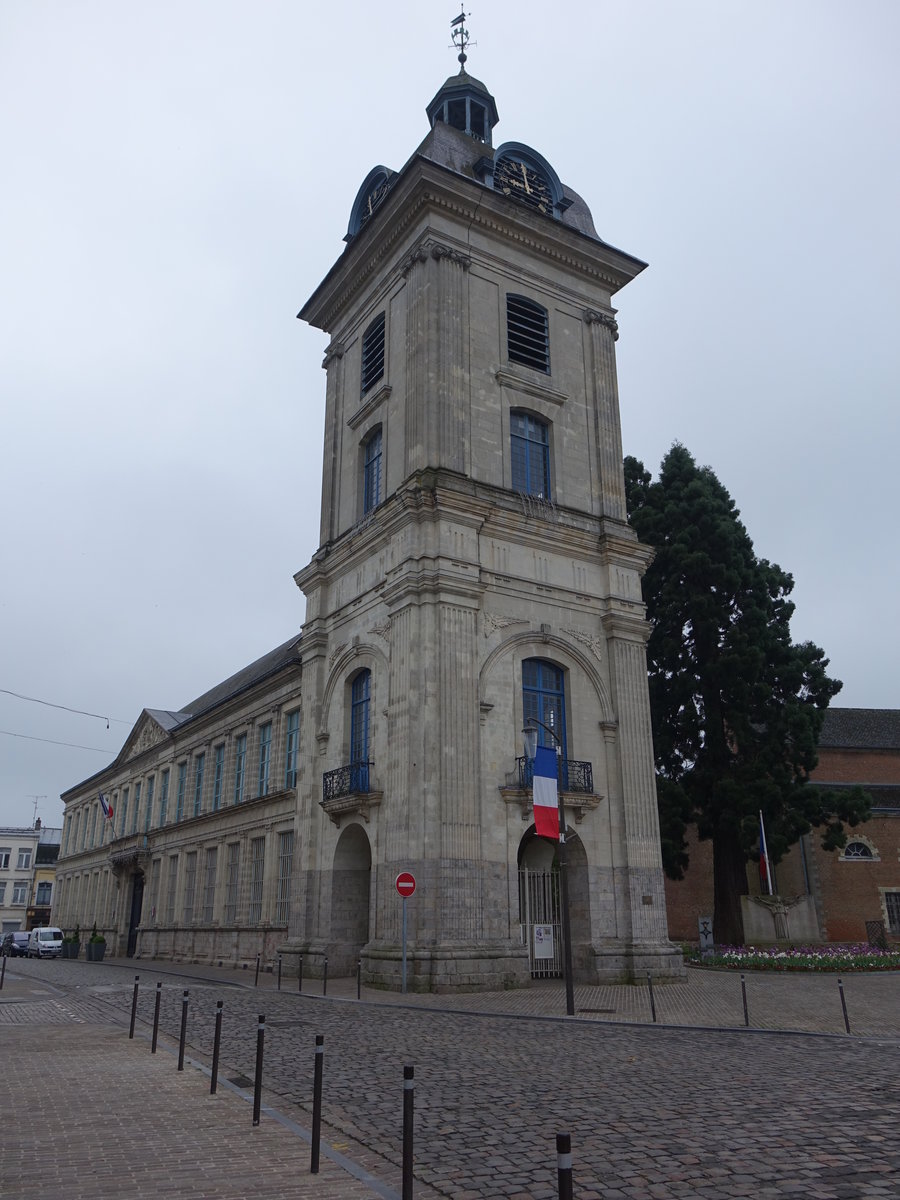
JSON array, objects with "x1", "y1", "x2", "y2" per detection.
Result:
[{"x1": 625, "y1": 445, "x2": 869, "y2": 944}]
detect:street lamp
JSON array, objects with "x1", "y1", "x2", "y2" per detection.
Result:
[{"x1": 522, "y1": 718, "x2": 575, "y2": 1017}]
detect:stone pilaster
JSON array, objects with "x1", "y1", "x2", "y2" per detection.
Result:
[
  {"x1": 319, "y1": 340, "x2": 345, "y2": 545},
  {"x1": 584, "y1": 310, "x2": 626, "y2": 521}
]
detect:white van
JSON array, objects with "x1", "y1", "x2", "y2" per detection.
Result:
[{"x1": 27, "y1": 927, "x2": 64, "y2": 959}]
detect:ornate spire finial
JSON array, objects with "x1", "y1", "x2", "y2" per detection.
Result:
[{"x1": 450, "y1": 7, "x2": 473, "y2": 71}]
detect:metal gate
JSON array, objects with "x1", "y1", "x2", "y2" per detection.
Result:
[{"x1": 518, "y1": 867, "x2": 561, "y2": 978}]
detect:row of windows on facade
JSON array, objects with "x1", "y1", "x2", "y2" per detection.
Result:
[
  {"x1": 0, "y1": 847, "x2": 33, "y2": 871},
  {"x1": 58, "y1": 831, "x2": 294, "y2": 929},
  {"x1": 357, "y1": 295, "x2": 552, "y2": 516},
  {"x1": 63, "y1": 712, "x2": 301, "y2": 856},
  {"x1": 0, "y1": 880, "x2": 50, "y2": 906}
]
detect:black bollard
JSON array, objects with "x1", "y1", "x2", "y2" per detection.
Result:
[
  {"x1": 556, "y1": 1132, "x2": 573, "y2": 1200},
  {"x1": 277, "y1": 955, "x2": 282, "y2": 992},
  {"x1": 323, "y1": 956, "x2": 328, "y2": 996},
  {"x1": 177, "y1": 990, "x2": 189, "y2": 1071},
  {"x1": 741, "y1": 974, "x2": 749, "y2": 1027},
  {"x1": 252, "y1": 1014, "x2": 266, "y2": 1126},
  {"x1": 310, "y1": 1035, "x2": 324, "y2": 1174},
  {"x1": 402, "y1": 1065, "x2": 415, "y2": 1200},
  {"x1": 254, "y1": 953, "x2": 261, "y2": 988},
  {"x1": 151, "y1": 982, "x2": 162, "y2": 1053},
  {"x1": 210, "y1": 999, "x2": 224, "y2": 1094},
  {"x1": 357, "y1": 959, "x2": 362, "y2": 1000},
  {"x1": 647, "y1": 973, "x2": 657, "y2": 1024},
  {"x1": 838, "y1": 977, "x2": 851, "y2": 1034},
  {"x1": 0, "y1": 955, "x2": 6, "y2": 991},
  {"x1": 129, "y1": 975, "x2": 140, "y2": 1039},
  {"x1": 298, "y1": 955, "x2": 303, "y2": 995}
]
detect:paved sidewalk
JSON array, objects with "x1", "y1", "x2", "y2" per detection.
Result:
[{"x1": 0, "y1": 970, "x2": 416, "y2": 1200}]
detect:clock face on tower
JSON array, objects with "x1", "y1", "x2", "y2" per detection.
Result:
[
  {"x1": 493, "y1": 155, "x2": 553, "y2": 215},
  {"x1": 360, "y1": 173, "x2": 390, "y2": 227}
]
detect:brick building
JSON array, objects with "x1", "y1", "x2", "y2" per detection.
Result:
[{"x1": 665, "y1": 708, "x2": 900, "y2": 944}]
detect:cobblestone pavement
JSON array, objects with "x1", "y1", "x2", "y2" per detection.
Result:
[{"x1": 3, "y1": 959, "x2": 900, "y2": 1198}]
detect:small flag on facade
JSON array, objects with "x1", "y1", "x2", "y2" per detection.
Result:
[
  {"x1": 759, "y1": 810, "x2": 773, "y2": 895},
  {"x1": 532, "y1": 746, "x2": 559, "y2": 840},
  {"x1": 99, "y1": 792, "x2": 113, "y2": 820}
]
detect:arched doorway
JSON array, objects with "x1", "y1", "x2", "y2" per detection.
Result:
[
  {"x1": 330, "y1": 824, "x2": 371, "y2": 974},
  {"x1": 518, "y1": 828, "x2": 590, "y2": 979}
]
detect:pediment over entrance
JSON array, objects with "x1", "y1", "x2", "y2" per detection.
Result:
[{"x1": 119, "y1": 708, "x2": 186, "y2": 763}]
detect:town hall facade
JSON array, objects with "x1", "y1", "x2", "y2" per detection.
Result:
[{"x1": 55, "y1": 54, "x2": 683, "y2": 989}]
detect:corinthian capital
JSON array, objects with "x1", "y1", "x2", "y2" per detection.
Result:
[{"x1": 583, "y1": 309, "x2": 619, "y2": 341}]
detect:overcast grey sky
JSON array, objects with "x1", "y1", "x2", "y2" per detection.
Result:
[{"x1": 2, "y1": 1, "x2": 898, "y2": 829}]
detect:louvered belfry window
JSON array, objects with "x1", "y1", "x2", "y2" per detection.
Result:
[
  {"x1": 507, "y1": 294, "x2": 550, "y2": 374},
  {"x1": 361, "y1": 312, "x2": 386, "y2": 395}
]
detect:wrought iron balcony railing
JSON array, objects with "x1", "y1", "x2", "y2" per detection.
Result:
[
  {"x1": 513, "y1": 755, "x2": 593, "y2": 794},
  {"x1": 323, "y1": 761, "x2": 373, "y2": 800}
]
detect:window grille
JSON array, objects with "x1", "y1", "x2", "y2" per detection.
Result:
[
  {"x1": 843, "y1": 841, "x2": 874, "y2": 859},
  {"x1": 165, "y1": 855, "x2": 179, "y2": 924},
  {"x1": 183, "y1": 852, "x2": 197, "y2": 924},
  {"x1": 361, "y1": 312, "x2": 386, "y2": 395},
  {"x1": 149, "y1": 858, "x2": 160, "y2": 924},
  {"x1": 248, "y1": 837, "x2": 265, "y2": 923},
  {"x1": 507, "y1": 294, "x2": 550, "y2": 373},
  {"x1": 203, "y1": 847, "x2": 217, "y2": 923},
  {"x1": 886, "y1": 892, "x2": 900, "y2": 934},
  {"x1": 276, "y1": 831, "x2": 294, "y2": 924},
  {"x1": 224, "y1": 843, "x2": 240, "y2": 924}
]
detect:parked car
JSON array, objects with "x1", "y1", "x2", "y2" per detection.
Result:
[
  {"x1": 27, "y1": 927, "x2": 64, "y2": 959},
  {"x1": 1, "y1": 931, "x2": 30, "y2": 957}
]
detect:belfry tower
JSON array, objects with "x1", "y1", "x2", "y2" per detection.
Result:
[{"x1": 288, "y1": 25, "x2": 683, "y2": 989}]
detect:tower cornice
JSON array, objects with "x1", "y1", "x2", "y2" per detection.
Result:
[{"x1": 299, "y1": 156, "x2": 646, "y2": 334}]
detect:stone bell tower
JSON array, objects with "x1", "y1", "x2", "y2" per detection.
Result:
[{"x1": 285, "y1": 31, "x2": 683, "y2": 990}]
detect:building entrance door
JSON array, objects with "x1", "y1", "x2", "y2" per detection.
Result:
[
  {"x1": 518, "y1": 866, "x2": 562, "y2": 978},
  {"x1": 126, "y1": 872, "x2": 144, "y2": 957}
]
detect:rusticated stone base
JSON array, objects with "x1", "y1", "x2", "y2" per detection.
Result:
[
  {"x1": 592, "y1": 942, "x2": 686, "y2": 984},
  {"x1": 361, "y1": 939, "x2": 531, "y2": 994}
]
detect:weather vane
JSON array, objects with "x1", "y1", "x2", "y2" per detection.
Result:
[{"x1": 450, "y1": 7, "x2": 474, "y2": 70}]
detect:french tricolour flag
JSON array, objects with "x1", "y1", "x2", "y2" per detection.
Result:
[
  {"x1": 99, "y1": 792, "x2": 113, "y2": 820},
  {"x1": 532, "y1": 747, "x2": 559, "y2": 841}
]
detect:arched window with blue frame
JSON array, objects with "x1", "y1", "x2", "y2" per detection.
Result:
[
  {"x1": 511, "y1": 411, "x2": 551, "y2": 499},
  {"x1": 350, "y1": 670, "x2": 371, "y2": 793},
  {"x1": 522, "y1": 658, "x2": 567, "y2": 787},
  {"x1": 363, "y1": 427, "x2": 382, "y2": 513}
]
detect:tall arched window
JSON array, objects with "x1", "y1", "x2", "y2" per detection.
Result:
[
  {"x1": 363, "y1": 427, "x2": 382, "y2": 513},
  {"x1": 511, "y1": 411, "x2": 551, "y2": 498},
  {"x1": 350, "y1": 670, "x2": 371, "y2": 793},
  {"x1": 522, "y1": 659, "x2": 567, "y2": 753}
]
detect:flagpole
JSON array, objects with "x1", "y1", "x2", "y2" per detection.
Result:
[{"x1": 759, "y1": 810, "x2": 774, "y2": 896}]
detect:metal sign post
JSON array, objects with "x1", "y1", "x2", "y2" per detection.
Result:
[{"x1": 395, "y1": 872, "x2": 416, "y2": 994}]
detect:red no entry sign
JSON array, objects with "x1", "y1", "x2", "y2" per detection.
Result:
[{"x1": 395, "y1": 871, "x2": 416, "y2": 898}]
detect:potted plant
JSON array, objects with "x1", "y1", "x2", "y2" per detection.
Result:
[
  {"x1": 63, "y1": 924, "x2": 81, "y2": 959},
  {"x1": 86, "y1": 923, "x2": 106, "y2": 962}
]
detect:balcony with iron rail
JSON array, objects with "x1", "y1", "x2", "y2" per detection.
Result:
[
  {"x1": 500, "y1": 756, "x2": 603, "y2": 824},
  {"x1": 321, "y1": 761, "x2": 382, "y2": 826}
]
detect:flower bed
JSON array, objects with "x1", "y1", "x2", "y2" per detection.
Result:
[{"x1": 687, "y1": 943, "x2": 900, "y2": 971}]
